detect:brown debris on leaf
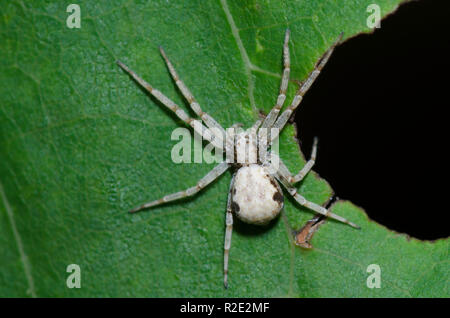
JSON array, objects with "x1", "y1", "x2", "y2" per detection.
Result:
[{"x1": 294, "y1": 215, "x2": 326, "y2": 249}]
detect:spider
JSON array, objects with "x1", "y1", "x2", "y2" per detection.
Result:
[{"x1": 117, "y1": 29, "x2": 359, "y2": 288}]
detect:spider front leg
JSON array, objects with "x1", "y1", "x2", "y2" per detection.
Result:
[
  {"x1": 116, "y1": 60, "x2": 223, "y2": 150},
  {"x1": 159, "y1": 47, "x2": 226, "y2": 141},
  {"x1": 258, "y1": 29, "x2": 291, "y2": 160},
  {"x1": 129, "y1": 161, "x2": 230, "y2": 213},
  {"x1": 224, "y1": 173, "x2": 236, "y2": 289},
  {"x1": 269, "y1": 33, "x2": 343, "y2": 143},
  {"x1": 260, "y1": 29, "x2": 291, "y2": 129}
]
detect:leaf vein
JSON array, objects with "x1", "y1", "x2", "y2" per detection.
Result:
[
  {"x1": 0, "y1": 181, "x2": 37, "y2": 297},
  {"x1": 220, "y1": 0, "x2": 256, "y2": 114}
]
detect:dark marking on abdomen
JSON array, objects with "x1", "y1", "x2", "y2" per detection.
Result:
[
  {"x1": 273, "y1": 191, "x2": 283, "y2": 204},
  {"x1": 231, "y1": 201, "x2": 240, "y2": 212}
]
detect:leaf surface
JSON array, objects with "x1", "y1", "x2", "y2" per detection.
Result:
[{"x1": 0, "y1": 0, "x2": 447, "y2": 297}]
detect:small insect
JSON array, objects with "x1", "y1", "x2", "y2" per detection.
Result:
[{"x1": 117, "y1": 29, "x2": 359, "y2": 288}]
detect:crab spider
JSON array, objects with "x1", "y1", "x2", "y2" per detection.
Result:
[{"x1": 117, "y1": 29, "x2": 359, "y2": 289}]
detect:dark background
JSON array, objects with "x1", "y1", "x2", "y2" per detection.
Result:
[{"x1": 295, "y1": 0, "x2": 449, "y2": 240}]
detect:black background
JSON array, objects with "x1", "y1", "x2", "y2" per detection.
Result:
[{"x1": 295, "y1": 0, "x2": 449, "y2": 240}]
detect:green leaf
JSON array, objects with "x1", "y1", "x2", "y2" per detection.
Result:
[{"x1": 0, "y1": 0, "x2": 447, "y2": 297}]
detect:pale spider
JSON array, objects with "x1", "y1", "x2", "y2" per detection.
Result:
[{"x1": 117, "y1": 29, "x2": 359, "y2": 288}]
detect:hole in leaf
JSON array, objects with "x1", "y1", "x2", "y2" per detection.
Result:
[{"x1": 296, "y1": 0, "x2": 449, "y2": 240}]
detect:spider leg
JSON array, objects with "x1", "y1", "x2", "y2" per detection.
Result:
[
  {"x1": 269, "y1": 33, "x2": 343, "y2": 143},
  {"x1": 251, "y1": 118, "x2": 263, "y2": 134},
  {"x1": 225, "y1": 126, "x2": 235, "y2": 164},
  {"x1": 290, "y1": 137, "x2": 318, "y2": 183},
  {"x1": 159, "y1": 47, "x2": 226, "y2": 141},
  {"x1": 224, "y1": 173, "x2": 236, "y2": 289},
  {"x1": 265, "y1": 152, "x2": 359, "y2": 229},
  {"x1": 275, "y1": 171, "x2": 360, "y2": 229},
  {"x1": 129, "y1": 161, "x2": 230, "y2": 213},
  {"x1": 117, "y1": 60, "x2": 223, "y2": 150},
  {"x1": 260, "y1": 29, "x2": 291, "y2": 129},
  {"x1": 273, "y1": 137, "x2": 318, "y2": 184},
  {"x1": 258, "y1": 29, "x2": 290, "y2": 160}
]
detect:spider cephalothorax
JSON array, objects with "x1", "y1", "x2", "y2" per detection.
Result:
[{"x1": 118, "y1": 29, "x2": 359, "y2": 288}]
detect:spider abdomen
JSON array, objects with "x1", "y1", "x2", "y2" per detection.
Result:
[{"x1": 231, "y1": 164, "x2": 284, "y2": 225}]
